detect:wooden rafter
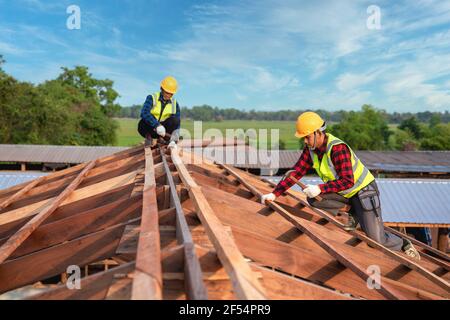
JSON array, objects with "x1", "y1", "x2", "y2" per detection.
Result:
[
  {"x1": 224, "y1": 165, "x2": 450, "y2": 292},
  {"x1": 263, "y1": 179, "x2": 450, "y2": 291},
  {"x1": 0, "y1": 176, "x2": 46, "y2": 211},
  {"x1": 217, "y1": 163, "x2": 410, "y2": 300},
  {"x1": 131, "y1": 146, "x2": 163, "y2": 300},
  {"x1": 171, "y1": 148, "x2": 266, "y2": 300},
  {"x1": 159, "y1": 147, "x2": 208, "y2": 299},
  {"x1": 0, "y1": 160, "x2": 97, "y2": 265}
]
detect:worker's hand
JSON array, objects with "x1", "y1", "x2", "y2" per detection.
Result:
[
  {"x1": 168, "y1": 140, "x2": 177, "y2": 150},
  {"x1": 156, "y1": 125, "x2": 166, "y2": 137},
  {"x1": 303, "y1": 185, "x2": 321, "y2": 198},
  {"x1": 260, "y1": 193, "x2": 276, "y2": 204}
]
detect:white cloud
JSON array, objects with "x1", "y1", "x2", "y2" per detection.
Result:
[
  {"x1": 0, "y1": 41, "x2": 24, "y2": 55},
  {"x1": 336, "y1": 72, "x2": 378, "y2": 91}
]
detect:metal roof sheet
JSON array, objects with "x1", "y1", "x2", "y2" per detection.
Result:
[
  {"x1": 0, "y1": 172, "x2": 48, "y2": 190},
  {"x1": 0, "y1": 145, "x2": 128, "y2": 164}
]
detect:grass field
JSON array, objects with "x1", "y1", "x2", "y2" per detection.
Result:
[
  {"x1": 115, "y1": 118, "x2": 399, "y2": 149},
  {"x1": 115, "y1": 118, "x2": 300, "y2": 149}
]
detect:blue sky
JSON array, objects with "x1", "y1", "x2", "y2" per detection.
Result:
[{"x1": 0, "y1": 0, "x2": 449, "y2": 112}]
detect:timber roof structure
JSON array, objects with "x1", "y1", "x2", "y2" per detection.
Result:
[{"x1": 0, "y1": 144, "x2": 448, "y2": 300}]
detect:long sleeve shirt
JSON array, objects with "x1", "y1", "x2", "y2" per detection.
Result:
[
  {"x1": 273, "y1": 137, "x2": 355, "y2": 197},
  {"x1": 140, "y1": 94, "x2": 181, "y2": 129}
]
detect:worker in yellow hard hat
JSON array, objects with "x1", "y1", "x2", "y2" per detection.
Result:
[
  {"x1": 138, "y1": 76, "x2": 180, "y2": 148},
  {"x1": 261, "y1": 111, "x2": 420, "y2": 260}
]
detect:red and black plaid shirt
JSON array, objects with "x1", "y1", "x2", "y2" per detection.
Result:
[{"x1": 273, "y1": 136, "x2": 355, "y2": 197}]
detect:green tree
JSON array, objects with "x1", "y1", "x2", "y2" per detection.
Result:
[
  {"x1": 420, "y1": 123, "x2": 450, "y2": 150},
  {"x1": 58, "y1": 66, "x2": 121, "y2": 117},
  {"x1": 388, "y1": 129, "x2": 418, "y2": 151},
  {"x1": 399, "y1": 116, "x2": 422, "y2": 139},
  {"x1": 429, "y1": 113, "x2": 441, "y2": 128},
  {"x1": 330, "y1": 105, "x2": 391, "y2": 150}
]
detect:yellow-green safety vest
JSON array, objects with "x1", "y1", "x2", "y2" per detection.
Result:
[
  {"x1": 310, "y1": 133, "x2": 375, "y2": 198},
  {"x1": 150, "y1": 92, "x2": 177, "y2": 122}
]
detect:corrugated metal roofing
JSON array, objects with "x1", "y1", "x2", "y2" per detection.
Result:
[
  {"x1": 264, "y1": 177, "x2": 450, "y2": 226},
  {"x1": 0, "y1": 172, "x2": 48, "y2": 190},
  {"x1": 0, "y1": 145, "x2": 127, "y2": 164},
  {"x1": 1, "y1": 144, "x2": 449, "y2": 173}
]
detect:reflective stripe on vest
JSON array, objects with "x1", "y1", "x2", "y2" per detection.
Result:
[
  {"x1": 310, "y1": 133, "x2": 375, "y2": 198},
  {"x1": 150, "y1": 92, "x2": 177, "y2": 122}
]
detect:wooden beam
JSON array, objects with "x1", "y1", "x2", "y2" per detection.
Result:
[
  {"x1": 259, "y1": 174, "x2": 450, "y2": 291},
  {"x1": 198, "y1": 183, "x2": 450, "y2": 299},
  {"x1": 28, "y1": 262, "x2": 135, "y2": 300},
  {"x1": 159, "y1": 147, "x2": 208, "y2": 300},
  {"x1": 0, "y1": 176, "x2": 46, "y2": 210},
  {"x1": 131, "y1": 146, "x2": 162, "y2": 300},
  {"x1": 0, "y1": 220, "x2": 127, "y2": 294},
  {"x1": 171, "y1": 148, "x2": 266, "y2": 300},
  {"x1": 218, "y1": 163, "x2": 407, "y2": 300},
  {"x1": 251, "y1": 264, "x2": 355, "y2": 300},
  {"x1": 231, "y1": 225, "x2": 386, "y2": 299},
  {"x1": 0, "y1": 198, "x2": 141, "y2": 259},
  {"x1": 0, "y1": 160, "x2": 97, "y2": 265},
  {"x1": 438, "y1": 228, "x2": 449, "y2": 253},
  {"x1": 386, "y1": 227, "x2": 449, "y2": 265},
  {"x1": 0, "y1": 170, "x2": 140, "y2": 227}
]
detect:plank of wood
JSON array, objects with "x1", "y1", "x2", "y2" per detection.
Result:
[
  {"x1": 218, "y1": 163, "x2": 407, "y2": 300},
  {"x1": 0, "y1": 220, "x2": 127, "y2": 294},
  {"x1": 238, "y1": 166, "x2": 450, "y2": 293},
  {"x1": 285, "y1": 189, "x2": 450, "y2": 291},
  {"x1": 0, "y1": 198, "x2": 141, "y2": 259},
  {"x1": 198, "y1": 183, "x2": 450, "y2": 298},
  {"x1": 230, "y1": 225, "x2": 386, "y2": 299},
  {"x1": 0, "y1": 170, "x2": 140, "y2": 227},
  {"x1": 28, "y1": 262, "x2": 135, "y2": 300},
  {"x1": 0, "y1": 160, "x2": 97, "y2": 265},
  {"x1": 386, "y1": 227, "x2": 450, "y2": 263},
  {"x1": 0, "y1": 176, "x2": 46, "y2": 210},
  {"x1": 252, "y1": 264, "x2": 355, "y2": 300},
  {"x1": 171, "y1": 148, "x2": 266, "y2": 300},
  {"x1": 160, "y1": 147, "x2": 208, "y2": 300},
  {"x1": 131, "y1": 146, "x2": 163, "y2": 300},
  {"x1": 261, "y1": 177, "x2": 450, "y2": 266}
]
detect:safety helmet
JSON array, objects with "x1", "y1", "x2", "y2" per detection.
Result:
[
  {"x1": 295, "y1": 112, "x2": 326, "y2": 138},
  {"x1": 160, "y1": 76, "x2": 178, "y2": 94}
]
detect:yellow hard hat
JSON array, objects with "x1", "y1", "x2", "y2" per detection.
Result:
[
  {"x1": 160, "y1": 76, "x2": 178, "y2": 94},
  {"x1": 295, "y1": 112, "x2": 326, "y2": 138}
]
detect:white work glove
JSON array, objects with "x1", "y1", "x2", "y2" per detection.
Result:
[
  {"x1": 260, "y1": 193, "x2": 276, "y2": 204},
  {"x1": 168, "y1": 140, "x2": 177, "y2": 150},
  {"x1": 303, "y1": 185, "x2": 321, "y2": 198},
  {"x1": 156, "y1": 125, "x2": 166, "y2": 137}
]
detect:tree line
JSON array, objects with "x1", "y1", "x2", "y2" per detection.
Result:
[{"x1": 118, "y1": 103, "x2": 450, "y2": 124}]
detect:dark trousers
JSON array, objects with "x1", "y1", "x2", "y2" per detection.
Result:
[
  {"x1": 307, "y1": 181, "x2": 404, "y2": 251},
  {"x1": 137, "y1": 116, "x2": 180, "y2": 139}
]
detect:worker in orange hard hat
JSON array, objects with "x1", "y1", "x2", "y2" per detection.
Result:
[
  {"x1": 138, "y1": 76, "x2": 180, "y2": 148},
  {"x1": 261, "y1": 111, "x2": 421, "y2": 260}
]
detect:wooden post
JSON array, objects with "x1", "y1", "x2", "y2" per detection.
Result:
[{"x1": 438, "y1": 228, "x2": 449, "y2": 253}]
